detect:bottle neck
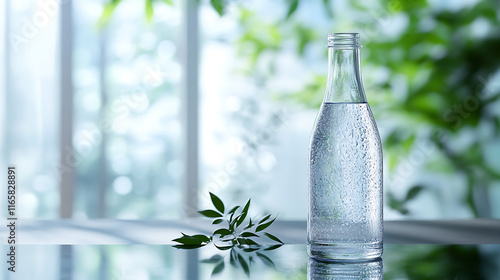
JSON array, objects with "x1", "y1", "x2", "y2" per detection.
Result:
[{"x1": 324, "y1": 34, "x2": 366, "y2": 103}]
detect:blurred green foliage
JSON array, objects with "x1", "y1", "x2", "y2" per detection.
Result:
[
  {"x1": 101, "y1": 0, "x2": 500, "y2": 218},
  {"x1": 229, "y1": 0, "x2": 500, "y2": 218},
  {"x1": 384, "y1": 245, "x2": 487, "y2": 279},
  {"x1": 98, "y1": 0, "x2": 173, "y2": 27}
]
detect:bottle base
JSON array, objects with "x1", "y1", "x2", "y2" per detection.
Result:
[{"x1": 308, "y1": 241, "x2": 383, "y2": 262}]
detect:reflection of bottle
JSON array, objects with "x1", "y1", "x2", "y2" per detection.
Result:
[
  {"x1": 308, "y1": 258, "x2": 383, "y2": 280},
  {"x1": 308, "y1": 33, "x2": 383, "y2": 261}
]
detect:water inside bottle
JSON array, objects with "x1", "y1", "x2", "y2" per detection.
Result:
[{"x1": 308, "y1": 102, "x2": 383, "y2": 261}]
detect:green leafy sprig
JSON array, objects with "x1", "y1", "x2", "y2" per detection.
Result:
[{"x1": 173, "y1": 192, "x2": 283, "y2": 249}]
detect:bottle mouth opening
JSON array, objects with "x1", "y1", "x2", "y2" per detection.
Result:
[{"x1": 327, "y1": 33, "x2": 361, "y2": 48}]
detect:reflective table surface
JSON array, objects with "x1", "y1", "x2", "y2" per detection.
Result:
[{"x1": 2, "y1": 243, "x2": 500, "y2": 279}]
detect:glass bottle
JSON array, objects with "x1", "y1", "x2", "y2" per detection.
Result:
[{"x1": 308, "y1": 33, "x2": 383, "y2": 261}]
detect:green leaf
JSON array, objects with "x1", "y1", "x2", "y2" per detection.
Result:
[
  {"x1": 258, "y1": 214, "x2": 271, "y2": 224},
  {"x1": 173, "y1": 244, "x2": 205, "y2": 249},
  {"x1": 243, "y1": 238, "x2": 258, "y2": 246},
  {"x1": 286, "y1": 0, "x2": 299, "y2": 19},
  {"x1": 229, "y1": 248, "x2": 238, "y2": 265},
  {"x1": 402, "y1": 134, "x2": 416, "y2": 153},
  {"x1": 192, "y1": 234, "x2": 211, "y2": 243},
  {"x1": 264, "y1": 233, "x2": 284, "y2": 244},
  {"x1": 243, "y1": 247, "x2": 260, "y2": 252},
  {"x1": 145, "y1": 0, "x2": 153, "y2": 22},
  {"x1": 211, "y1": 261, "x2": 225, "y2": 276},
  {"x1": 230, "y1": 214, "x2": 241, "y2": 231},
  {"x1": 235, "y1": 216, "x2": 244, "y2": 229},
  {"x1": 228, "y1": 206, "x2": 240, "y2": 215},
  {"x1": 236, "y1": 199, "x2": 251, "y2": 227},
  {"x1": 405, "y1": 186, "x2": 424, "y2": 201},
  {"x1": 212, "y1": 218, "x2": 224, "y2": 225},
  {"x1": 264, "y1": 244, "x2": 283, "y2": 251},
  {"x1": 201, "y1": 254, "x2": 223, "y2": 263},
  {"x1": 198, "y1": 210, "x2": 223, "y2": 218},
  {"x1": 172, "y1": 233, "x2": 204, "y2": 245},
  {"x1": 256, "y1": 217, "x2": 276, "y2": 232},
  {"x1": 211, "y1": 0, "x2": 225, "y2": 16},
  {"x1": 210, "y1": 192, "x2": 225, "y2": 213},
  {"x1": 163, "y1": 0, "x2": 173, "y2": 4},
  {"x1": 322, "y1": 0, "x2": 333, "y2": 18},
  {"x1": 295, "y1": 24, "x2": 316, "y2": 56},
  {"x1": 214, "y1": 243, "x2": 233, "y2": 250},
  {"x1": 244, "y1": 218, "x2": 254, "y2": 230},
  {"x1": 240, "y1": 232, "x2": 259, "y2": 238},
  {"x1": 237, "y1": 238, "x2": 247, "y2": 245},
  {"x1": 220, "y1": 237, "x2": 234, "y2": 243},
  {"x1": 97, "y1": 1, "x2": 121, "y2": 28},
  {"x1": 237, "y1": 253, "x2": 250, "y2": 277},
  {"x1": 256, "y1": 252, "x2": 276, "y2": 268},
  {"x1": 213, "y1": 228, "x2": 232, "y2": 237}
]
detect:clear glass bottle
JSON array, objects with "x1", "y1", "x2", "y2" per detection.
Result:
[{"x1": 308, "y1": 33, "x2": 383, "y2": 261}]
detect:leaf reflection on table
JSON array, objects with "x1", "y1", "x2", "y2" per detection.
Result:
[{"x1": 199, "y1": 244, "x2": 282, "y2": 277}]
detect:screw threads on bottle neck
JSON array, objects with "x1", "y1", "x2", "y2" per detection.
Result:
[{"x1": 327, "y1": 33, "x2": 360, "y2": 48}]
